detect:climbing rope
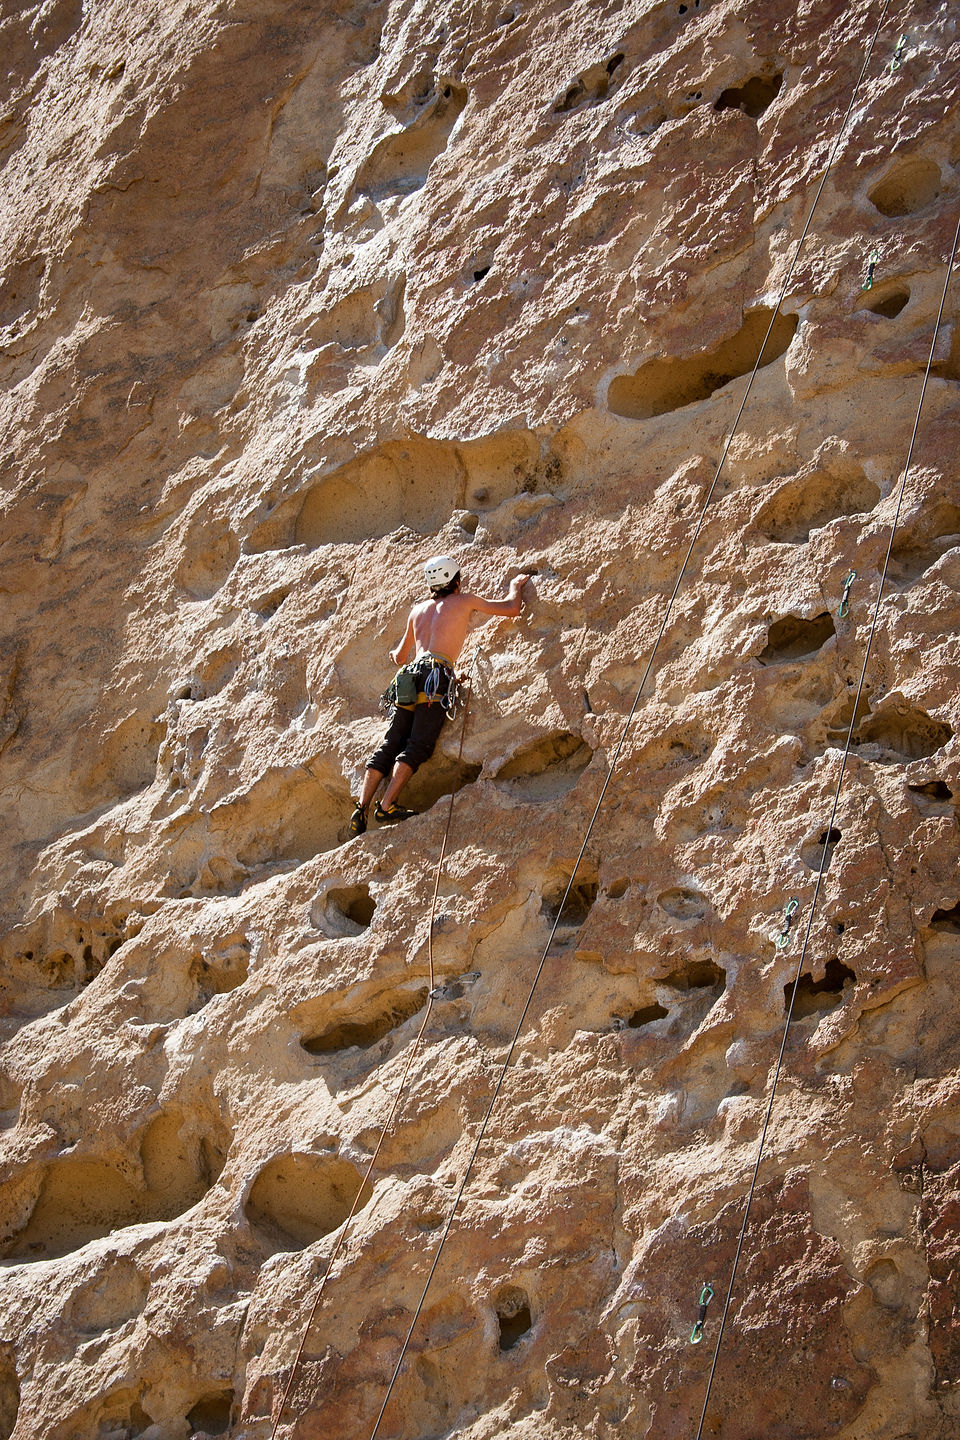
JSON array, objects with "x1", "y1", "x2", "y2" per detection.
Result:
[
  {"x1": 268, "y1": 647, "x2": 482, "y2": 1439},
  {"x1": 692, "y1": 202, "x2": 960, "y2": 1440},
  {"x1": 364, "y1": 10, "x2": 898, "y2": 1435}
]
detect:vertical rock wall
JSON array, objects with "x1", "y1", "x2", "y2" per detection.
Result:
[{"x1": 1, "y1": 0, "x2": 959, "y2": 1436}]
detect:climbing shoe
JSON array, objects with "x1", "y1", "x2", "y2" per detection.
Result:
[
  {"x1": 375, "y1": 801, "x2": 417, "y2": 825},
  {"x1": 348, "y1": 804, "x2": 367, "y2": 837}
]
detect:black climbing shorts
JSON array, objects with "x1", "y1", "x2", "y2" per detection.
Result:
[{"x1": 368, "y1": 659, "x2": 452, "y2": 775}]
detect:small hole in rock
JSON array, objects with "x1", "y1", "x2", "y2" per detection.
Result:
[
  {"x1": 321, "y1": 884, "x2": 376, "y2": 938},
  {"x1": 714, "y1": 72, "x2": 782, "y2": 118},
  {"x1": 301, "y1": 987, "x2": 429, "y2": 1054},
  {"x1": 787, "y1": 958, "x2": 856, "y2": 1020},
  {"x1": 865, "y1": 1257, "x2": 903, "y2": 1309},
  {"x1": 496, "y1": 731, "x2": 592, "y2": 801},
  {"x1": 253, "y1": 586, "x2": 290, "y2": 619},
  {"x1": 863, "y1": 286, "x2": 910, "y2": 319},
  {"x1": 857, "y1": 705, "x2": 953, "y2": 761},
  {"x1": 610, "y1": 308, "x2": 797, "y2": 420},
  {"x1": 495, "y1": 1286, "x2": 532, "y2": 1350},
  {"x1": 628, "y1": 1003, "x2": 669, "y2": 1027},
  {"x1": 800, "y1": 827, "x2": 841, "y2": 872},
  {"x1": 658, "y1": 887, "x2": 707, "y2": 920},
  {"x1": 757, "y1": 471, "x2": 880, "y2": 544},
  {"x1": 460, "y1": 513, "x2": 479, "y2": 535},
  {"x1": 606, "y1": 878, "x2": 629, "y2": 900},
  {"x1": 245, "y1": 1153, "x2": 372, "y2": 1251},
  {"x1": 760, "y1": 612, "x2": 835, "y2": 663},
  {"x1": 187, "y1": 1390, "x2": 233, "y2": 1435},
  {"x1": 931, "y1": 902, "x2": 960, "y2": 934},
  {"x1": 663, "y1": 959, "x2": 725, "y2": 991},
  {"x1": 473, "y1": 265, "x2": 491, "y2": 282},
  {"x1": 909, "y1": 780, "x2": 952, "y2": 801},
  {"x1": 188, "y1": 945, "x2": 250, "y2": 1012},
  {"x1": 868, "y1": 156, "x2": 940, "y2": 217},
  {"x1": 2, "y1": 1110, "x2": 227, "y2": 1261},
  {"x1": 541, "y1": 873, "x2": 598, "y2": 930}
]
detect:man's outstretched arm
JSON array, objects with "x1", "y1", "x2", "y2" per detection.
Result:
[{"x1": 466, "y1": 573, "x2": 531, "y2": 619}]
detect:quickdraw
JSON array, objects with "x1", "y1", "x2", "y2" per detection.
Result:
[
  {"x1": 838, "y1": 570, "x2": 857, "y2": 618},
  {"x1": 862, "y1": 248, "x2": 879, "y2": 290},
  {"x1": 690, "y1": 1282, "x2": 714, "y2": 1344},
  {"x1": 773, "y1": 897, "x2": 800, "y2": 950}
]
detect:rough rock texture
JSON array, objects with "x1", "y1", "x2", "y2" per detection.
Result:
[{"x1": 1, "y1": 0, "x2": 960, "y2": 1436}]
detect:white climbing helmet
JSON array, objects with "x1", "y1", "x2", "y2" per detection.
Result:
[{"x1": 424, "y1": 554, "x2": 459, "y2": 588}]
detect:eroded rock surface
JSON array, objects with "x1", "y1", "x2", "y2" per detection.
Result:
[{"x1": 1, "y1": 0, "x2": 959, "y2": 1436}]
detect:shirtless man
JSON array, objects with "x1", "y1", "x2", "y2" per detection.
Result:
[{"x1": 350, "y1": 556, "x2": 530, "y2": 834}]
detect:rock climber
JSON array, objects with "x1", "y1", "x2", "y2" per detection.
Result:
[{"x1": 350, "y1": 556, "x2": 531, "y2": 834}]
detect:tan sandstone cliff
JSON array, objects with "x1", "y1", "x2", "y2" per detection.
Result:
[{"x1": 1, "y1": 0, "x2": 960, "y2": 1436}]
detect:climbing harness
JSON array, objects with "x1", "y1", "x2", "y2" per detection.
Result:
[
  {"x1": 364, "y1": 8, "x2": 901, "y2": 1433},
  {"x1": 379, "y1": 656, "x2": 457, "y2": 715},
  {"x1": 772, "y1": 897, "x2": 800, "y2": 950},
  {"x1": 890, "y1": 32, "x2": 908, "y2": 70},
  {"x1": 267, "y1": 647, "x2": 482, "y2": 1440},
  {"x1": 689, "y1": 1283, "x2": 715, "y2": 1345},
  {"x1": 838, "y1": 569, "x2": 857, "y2": 618},
  {"x1": 861, "y1": 247, "x2": 879, "y2": 290},
  {"x1": 693, "y1": 200, "x2": 960, "y2": 1440}
]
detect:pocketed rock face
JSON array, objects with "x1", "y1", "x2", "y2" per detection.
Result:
[{"x1": 1, "y1": 0, "x2": 959, "y2": 1436}]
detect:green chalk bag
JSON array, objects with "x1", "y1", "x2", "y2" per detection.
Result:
[{"x1": 393, "y1": 667, "x2": 418, "y2": 706}]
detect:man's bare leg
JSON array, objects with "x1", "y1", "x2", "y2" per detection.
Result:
[
  {"x1": 350, "y1": 768, "x2": 384, "y2": 836},
  {"x1": 379, "y1": 761, "x2": 414, "y2": 811},
  {"x1": 359, "y1": 768, "x2": 384, "y2": 811}
]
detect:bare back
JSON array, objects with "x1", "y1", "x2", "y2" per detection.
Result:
[
  {"x1": 391, "y1": 574, "x2": 528, "y2": 670},
  {"x1": 410, "y1": 592, "x2": 476, "y2": 664}
]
